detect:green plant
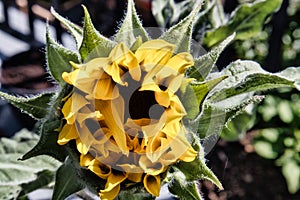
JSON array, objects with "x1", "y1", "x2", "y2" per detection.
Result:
[{"x1": 0, "y1": 0, "x2": 299, "y2": 199}]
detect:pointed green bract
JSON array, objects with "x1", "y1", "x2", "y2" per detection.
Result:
[
  {"x1": 176, "y1": 156, "x2": 223, "y2": 190},
  {"x1": 0, "y1": 92, "x2": 53, "y2": 119},
  {"x1": 79, "y1": 5, "x2": 116, "y2": 61},
  {"x1": 203, "y1": 0, "x2": 283, "y2": 47},
  {"x1": 21, "y1": 85, "x2": 72, "y2": 162},
  {"x1": 114, "y1": 0, "x2": 149, "y2": 47},
  {"x1": 20, "y1": 119, "x2": 68, "y2": 162},
  {"x1": 187, "y1": 33, "x2": 235, "y2": 81},
  {"x1": 191, "y1": 76, "x2": 227, "y2": 105},
  {"x1": 180, "y1": 76, "x2": 226, "y2": 120},
  {"x1": 50, "y1": 7, "x2": 83, "y2": 48},
  {"x1": 159, "y1": 1, "x2": 203, "y2": 53},
  {"x1": 46, "y1": 25, "x2": 80, "y2": 85},
  {"x1": 117, "y1": 186, "x2": 154, "y2": 200},
  {"x1": 168, "y1": 170, "x2": 203, "y2": 200}
]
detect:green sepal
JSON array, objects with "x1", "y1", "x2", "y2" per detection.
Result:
[
  {"x1": 46, "y1": 25, "x2": 80, "y2": 85},
  {"x1": 0, "y1": 91, "x2": 54, "y2": 119},
  {"x1": 52, "y1": 148, "x2": 105, "y2": 200},
  {"x1": 180, "y1": 76, "x2": 226, "y2": 120},
  {"x1": 79, "y1": 5, "x2": 116, "y2": 61},
  {"x1": 50, "y1": 7, "x2": 83, "y2": 49},
  {"x1": 159, "y1": 1, "x2": 203, "y2": 53},
  {"x1": 130, "y1": 36, "x2": 143, "y2": 52},
  {"x1": 17, "y1": 170, "x2": 55, "y2": 199},
  {"x1": 168, "y1": 170, "x2": 203, "y2": 200},
  {"x1": 175, "y1": 156, "x2": 223, "y2": 190},
  {"x1": 114, "y1": 0, "x2": 149, "y2": 47},
  {"x1": 191, "y1": 76, "x2": 228, "y2": 106},
  {"x1": 20, "y1": 119, "x2": 68, "y2": 162},
  {"x1": 117, "y1": 185, "x2": 155, "y2": 200},
  {"x1": 203, "y1": 0, "x2": 283, "y2": 47},
  {"x1": 21, "y1": 85, "x2": 73, "y2": 162},
  {"x1": 187, "y1": 33, "x2": 235, "y2": 81}
]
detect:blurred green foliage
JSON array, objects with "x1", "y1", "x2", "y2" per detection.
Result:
[{"x1": 253, "y1": 88, "x2": 300, "y2": 194}]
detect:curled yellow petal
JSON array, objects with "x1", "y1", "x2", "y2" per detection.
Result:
[
  {"x1": 100, "y1": 173, "x2": 127, "y2": 200},
  {"x1": 135, "y1": 39, "x2": 175, "y2": 71},
  {"x1": 57, "y1": 124, "x2": 78, "y2": 145},
  {"x1": 109, "y1": 42, "x2": 141, "y2": 81},
  {"x1": 93, "y1": 75, "x2": 119, "y2": 100},
  {"x1": 143, "y1": 174, "x2": 161, "y2": 197},
  {"x1": 95, "y1": 97, "x2": 128, "y2": 154}
]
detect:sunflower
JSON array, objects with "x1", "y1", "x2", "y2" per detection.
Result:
[{"x1": 58, "y1": 39, "x2": 198, "y2": 199}]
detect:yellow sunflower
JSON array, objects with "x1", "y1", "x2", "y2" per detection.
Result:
[{"x1": 58, "y1": 39, "x2": 197, "y2": 199}]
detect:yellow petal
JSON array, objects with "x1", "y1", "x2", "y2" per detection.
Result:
[
  {"x1": 93, "y1": 75, "x2": 119, "y2": 100},
  {"x1": 57, "y1": 124, "x2": 78, "y2": 145},
  {"x1": 89, "y1": 161, "x2": 112, "y2": 179},
  {"x1": 154, "y1": 90, "x2": 172, "y2": 108},
  {"x1": 135, "y1": 39, "x2": 175, "y2": 72},
  {"x1": 76, "y1": 138, "x2": 89, "y2": 155},
  {"x1": 146, "y1": 132, "x2": 169, "y2": 162},
  {"x1": 62, "y1": 70, "x2": 79, "y2": 86},
  {"x1": 139, "y1": 156, "x2": 165, "y2": 175},
  {"x1": 109, "y1": 42, "x2": 141, "y2": 81},
  {"x1": 162, "y1": 52, "x2": 194, "y2": 76},
  {"x1": 104, "y1": 62, "x2": 126, "y2": 85},
  {"x1": 143, "y1": 174, "x2": 161, "y2": 197},
  {"x1": 80, "y1": 153, "x2": 94, "y2": 166},
  {"x1": 95, "y1": 97, "x2": 128, "y2": 154},
  {"x1": 179, "y1": 146, "x2": 198, "y2": 162},
  {"x1": 127, "y1": 172, "x2": 143, "y2": 183},
  {"x1": 100, "y1": 173, "x2": 127, "y2": 200},
  {"x1": 62, "y1": 92, "x2": 89, "y2": 124}
]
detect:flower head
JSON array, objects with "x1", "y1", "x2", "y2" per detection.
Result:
[{"x1": 58, "y1": 39, "x2": 197, "y2": 198}]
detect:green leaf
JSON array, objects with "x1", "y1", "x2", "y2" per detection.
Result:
[
  {"x1": 52, "y1": 158, "x2": 84, "y2": 200},
  {"x1": 253, "y1": 140, "x2": 278, "y2": 159},
  {"x1": 0, "y1": 91, "x2": 54, "y2": 119},
  {"x1": 282, "y1": 161, "x2": 300, "y2": 194},
  {"x1": 168, "y1": 170, "x2": 203, "y2": 200},
  {"x1": 209, "y1": 73, "x2": 295, "y2": 102},
  {"x1": 52, "y1": 149, "x2": 105, "y2": 200},
  {"x1": 46, "y1": 25, "x2": 80, "y2": 85},
  {"x1": 50, "y1": 7, "x2": 83, "y2": 49},
  {"x1": 203, "y1": 0, "x2": 283, "y2": 47},
  {"x1": 187, "y1": 33, "x2": 235, "y2": 81},
  {"x1": 18, "y1": 170, "x2": 55, "y2": 199},
  {"x1": 114, "y1": 0, "x2": 149, "y2": 47},
  {"x1": 152, "y1": 0, "x2": 200, "y2": 28},
  {"x1": 195, "y1": 95, "x2": 263, "y2": 143},
  {"x1": 79, "y1": 5, "x2": 116, "y2": 61},
  {"x1": 159, "y1": 2, "x2": 203, "y2": 53},
  {"x1": 278, "y1": 100, "x2": 294, "y2": 123},
  {"x1": 0, "y1": 129, "x2": 60, "y2": 200},
  {"x1": 277, "y1": 67, "x2": 300, "y2": 90}
]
